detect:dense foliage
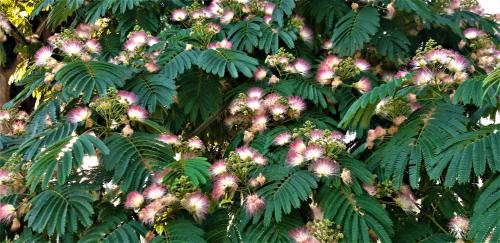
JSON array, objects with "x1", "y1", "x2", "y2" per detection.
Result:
[{"x1": 0, "y1": 0, "x2": 499, "y2": 242}]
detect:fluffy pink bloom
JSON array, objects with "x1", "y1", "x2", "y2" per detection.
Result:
[
  {"x1": 254, "y1": 68, "x2": 267, "y2": 80},
  {"x1": 396, "y1": 184, "x2": 420, "y2": 214},
  {"x1": 143, "y1": 184, "x2": 166, "y2": 200},
  {"x1": 75, "y1": 24, "x2": 93, "y2": 39},
  {"x1": 330, "y1": 130, "x2": 345, "y2": 140},
  {"x1": 127, "y1": 105, "x2": 148, "y2": 121},
  {"x1": 235, "y1": 146, "x2": 255, "y2": 160},
  {"x1": 289, "y1": 227, "x2": 319, "y2": 243},
  {"x1": 274, "y1": 132, "x2": 292, "y2": 145},
  {"x1": 322, "y1": 39, "x2": 333, "y2": 49},
  {"x1": 12, "y1": 121, "x2": 26, "y2": 134},
  {"x1": 158, "y1": 134, "x2": 181, "y2": 145},
  {"x1": 117, "y1": 90, "x2": 138, "y2": 104},
  {"x1": 251, "y1": 114, "x2": 268, "y2": 132},
  {"x1": 322, "y1": 55, "x2": 342, "y2": 68},
  {"x1": 290, "y1": 139, "x2": 307, "y2": 153},
  {"x1": 287, "y1": 150, "x2": 305, "y2": 166},
  {"x1": 449, "y1": 215, "x2": 469, "y2": 239},
  {"x1": 139, "y1": 201, "x2": 162, "y2": 225},
  {"x1": 309, "y1": 129, "x2": 324, "y2": 142},
  {"x1": 0, "y1": 170, "x2": 10, "y2": 182},
  {"x1": 264, "y1": 2, "x2": 275, "y2": 15},
  {"x1": 0, "y1": 110, "x2": 10, "y2": 121},
  {"x1": 310, "y1": 158, "x2": 339, "y2": 177},
  {"x1": 85, "y1": 39, "x2": 101, "y2": 54},
  {"x1": 221, "y1": 10, "x2": 234, "y2": 24},
  {"x1": 246, "y1": 97, "x2": 262, "y2": 111},
  {"x1": 252, "y1": 153, "x2": 268, "y2": 166},
  {"x1": 68, "y1": 106, "x2": 90, "y2": 123},
  {"x1": 148, "y1": 36, "x2": 160, "y2": 46},
  {"x1": 129, "y1": 31, "x2": 148, "y2": 46},
  {"x1": 316, "y1": 69, "x2": 334, "y2": 84},
  {"x1": 304, "y1": 144, "x2": 324, "y2": 161},
  {"x1": 299, "y1": 27, "x2": 313, "y2": 43},
  {"x1": 212, "y1": 174, "x2": 238, "y2": 200},
  {"x1": 61, "y1": 40, "x2": 83, "y2": 56},
  {"x1": 145, "y1": 61, "x2": 159, "y2": 73},
  {"x1": 262, "y1": 93, "x2": 280, "y2": 107},
  {"x1": 270, "y1": 104, "x2": 287, "y2": 116},
  {"x1": 245, "y1": 194, "x2": 265, "y2": 215},
  {"x1": 263, "y1": 15, "x2": 272, "y2": 25},
  {"x1": 463, "y1": 28, "x2": 484, "y2": 39},
  {"x1": 353, "y1": 77, "x2": 372, "y2": 93},
  {"x1": 172, "y1": 9, "x2": 188, "y2": 21},
  {"x1": 288, "y1": 96, "x2": 306, "y2": 112},
  {"x1": 247, "y1": 87, "x2": 265, "y2": 99},
  {"x1": 187, "y1": 137, "x2": 205, "y2": 150},
  {"x1": 209, "y1": 160, "x2": 227, "y2": 177},
  {"x1": 184, "y1": 192, "x2": 210, "y2": 221},
  {"x1": 362, "y1": 183, "x2": 377, "y2": 196},
  {"x1": 293, "y1": 58, "x2": 311, "y2": 75},
  {"x1": 414, "y1": 68, "x2": 434, "y2": 85},
  {"x1": 125, "y1": 191, "x2": 145, "y2": 208},
  {"x1": 0, "y1": 204, "x2": 15, "y2": 223},
  {"x1": 447, "y1": 56, "x2": 469, "y2": 72},
  {"x1": 34, "y1": 46, "x2": 53, "y2": 66},
  {"x1": 354, "y1": 59, "x2": 371, "y2": 71}
]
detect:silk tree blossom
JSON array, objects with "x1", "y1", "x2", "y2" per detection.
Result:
[
  {"x1": 274, "y1": 132, "x2": 292, "y2": 145},
  {"x1": 289, "y1": 227, "x2": 319, "y2": 243},
  {"x1": 139, "y1": 200, "x2": 163, "y2": 225},
  {"x1": 0, "y1": 110, "x2": 10, "y2": 121},
  {"x1": 61, "y1": 40, "x2": 83, "y2": 56},
  {"x1": 254, "y1": 67, "x2": 267, "y2": 80},
  {"x1": 75, "y1": 24, "x2": 94, "y2": 39},
  {"x1": 309, "y1": 129, "x2": 324, "y2": 142},
  {"x1": 245, "y1": 194, "x2": 265, "y2": 215},
  {"x1": 235, "y1": 146, "x2": 255, "y2": 160},
  {"x1": 246, "y1": 97, "x2": 262, "y2": 111},
  {"x1": 287, "y1": 96, "x2": 306, "y2": 112},
  {"x1": 463, "y1": 28, "x2": 484, "y2": 39},
  {"x1": 290, "y1": 139, "x2": 307, "y2": 154},
  {"x1": 299, "y1": 26, "x2": 313, "y2": 43},
  {"x1": 270, "y1": 104, "x2": 286, "y2": 116},
  {"x1": 395, "y1": 184, "x2": 420, "y2": 214},
  {"x1": 158, "y1": 134, "x2": 181, "y2": 145},
  {"x1": 304, "y1": 144, "x2": 324, "y2": 161},
  {"x1": 362, "y1": 183, "x2": 378, "y2": 196},
  {"x1": 354, "y1": 59, "x2": 371, "y2": 71},
  {"x1": 293, "y1": 58, "x2": 311, "y2": 76},
  {"x1": 34, "y1": 46, "x2": 53, "y2": 66},
  {"x1": 209, "y1": 160, "x2": 227, "y2": 177},
  {"x1": 0, "y1": 204, "x2": 15, "y2": 223},
  {"x1": 251, "y1": 114, "x2": 268, "y2": 132},
  {"x1": 68, "y1": 106, "x2": 91, "y2": 123},
  {"x1": 143, "y1": 184, "x2": 166, "y2": 200},
  {"x1": 414, "y1": 68, "x2": 434, "y2": 85},
  {"x1": 171, "y1": 9, "x2": 188, "y2": 21},
  {"x1": 125, "y1": 191, "x2": 145, "y2": 208},
  {"x1": 247, "y1": 87, "x2": 265, "y2": 99},
  {"x1": 183, "y1": 192, "x2": 210, "y2": 221},
  {"x1": 129, "y1": 31, "x2": 148, "y2": 46},
  {"x1": 127, "y1": 105, "x2": 148, "y2": 121},
  {"x1": 117, "y1": 90, "x2": 138, "y2": 104},
  {"x1": 310, "y1": 158, "x2": 339, "y2": 177},
  {"x1": 12, "y1": 121, "x2": 26, "y2": 134},
  {"x1": 187, "y1": 137, "x2": 205, "y2": 150},
  {"x1": 249, "y1": 173, "x2": 266, "y2": 187},
  {"x1": 220, "y1": 10, "x2": 235, "y2": 24},
  {"x1": 85, "y1": 39, "x2": 101, "y2": 54},
  {"x1": 264, "y1": 2, "x2": 275, "y2": 15},
  {"x1": 252, "y1": 153, "x2": 268, "y2": 166},
  {"x1": 212, "y1": 174, "x2": 238, "y2": 200},
  {"x1": 144, "y1": 61, "x2": 159, "y2": 73},
  {"x1": 448, "y1": 215, "x2": 469, "y2": 239},
  {"x1": 287, "y1": 150, "x2": 305, "y2": 166},
  {"x1": 353, "y1": 77, "x2": 372, "y2": 93}
]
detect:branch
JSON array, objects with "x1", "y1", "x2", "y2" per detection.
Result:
[{"x1": 0, "y1": 12, "x2": 28, "y2": 45}]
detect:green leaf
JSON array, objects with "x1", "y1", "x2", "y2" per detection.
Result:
[
  {"x1": 116, "y1": 7, "x2": 160, "y2": 37},
  {"x1": 158, "y1": 48, "x2": 199, "y2": 79},
  {"x1": 164, "y1": 157, "x2": 211, "y2": 187},
  {"x1": 332, "y1": 7, "x2": 380, "y2": 56},
  {"x1": 258, "y1": 23, "x2": 296, "y2": 54},
  {"x1": 275, "y1": 79, "x2": 336, "y2": 109},
  {"x1": 79, "y1": 213, "x2": 147, "y2": 243},
  {"x1": 127, "y1": 73, "x2": 176, "y2": 112},
  {"x1": 318, "y1": 186, "x2": 393, "y2": 243},
  {"x1": 198, "y1": 49, "x2": 258, "y2": 78},
  {"x1": 55, "y1": 61, "x2": 130, "y2": 103},
  {"x1": 177, "y1": 73, "x2": 222, "y2": 123},
  {"x1": 469, "y1": 176, "x2": 500, "y2": 242},
  {"x1": 165, "y1": 218, "x2": 206, "y2": 242},
  {"x1": 453, "y1": 79, "x2": 497, "y2": 107},
  {"x1": 26, "y1": 185, "x2": 95, "y2": 236},
  {"x1": 372, "y1": 23, "x2": 411, "y2": 62},
  {"x1": 271, "y1": 0, "x2": 296, "y2": 27},
  {"x1": 228, "y1": 18, "x2": 262, "y2": 53},
  {"x1": 243, "y1": 213, "x2": 303, "y2": 242},
  {"x1": 26, "y1": 133, "x2": 109, "y2": 192}
]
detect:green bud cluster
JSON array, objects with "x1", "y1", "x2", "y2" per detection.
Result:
[{"x1": 306, "y1": 219, "x2": 344, "y2": 243}]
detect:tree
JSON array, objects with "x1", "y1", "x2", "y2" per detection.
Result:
[{"x1": 0, "y1": 0, "x2": 498, "y2": 242}]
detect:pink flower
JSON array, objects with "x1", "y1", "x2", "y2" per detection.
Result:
[
  {"x1": 139, "y1": 201, "x2": 162, "y2": 225},
  {"x1": 158, "y1": 134, "x2": 181, "y2": 145},
  {"x1": 61, "y1": 40, "x2": 83, "y2": 56},
  {"x1": 270, "y1": 104, "x2": 287, "y2": 116},
  {"x1": 172, "y1": 9, "x2": 188, "y2": 21},
  {"x1": 75, "y1": 24, "x2": 93, "y2": 39},
  {"x1": 148, "y1": 36, "x2": 160, "y2": 46},
  {"x1": 143, "y1": 184, "x2": 166, "y2": 200},
  {"x1": 209, "y1": 160, "x2": 227, "y2": 177},
  {"x1": 184, "y1": 192, "x2": 210, "y2": 221},
  {"x1": 247, "y1": 87, "x2": 265, "y2": 99},
  {"x1": 68, "y1": 106, "x2": 90, "y2": 123},
  {"x1": 252, "y1": 153, "x2": 268, "y2": 166},
  {"x1": 290, "y1": 139, "x2": 307, "y2": 154},
  {"x1": 353, "y1": 77, "x2": 372, "y2": 93},
  {"x1": 125, "y1": 191, "x2": 145, "y2": 208},
  {"x1": 221, "y1": 10, "x2": 234, "y2": 24},
  {"x1": 288, "y1": 96, "x2": 306, "y2": 112},
  {"x1": 12, "y1": 121, "x2": 26, "y2": 134},
  {"x1": 274, "y1": 132, "x2": 292, "y2": 146},
  {"x1": 212, "y1": 174, "x2": 238, "y2": 200},
  {"x1": 449, "y1": 215, "x2": 469, "y2": 239},
  {"x1": 262, "y1": 93, "x2": 280, "y2": 107},
  {"x1": 245, "y1": 194, "x2": 265, "y2": 215},
  {"x1": 299, "y1": 27, "x2": 313, "y2": 43},
  {"x1": 254, "y1": 68, "x2": 267, "y2": 80},
  {"x1": 293, "y1": 58, "x2": 311, "y2": 76},
  {"x1": 251, "y1": 114, "x2": 268, "y2": 132},
  {"x1": 0, "y1": 110, "x2": 10, "y2": 121},
  {"x1": 127, "y1": 105, "x2": 148, "y2": 121},
  {"x1": 187, "y1": 137, "x2": 205, "y2": 150},
  {"x1": 264, "y1": 2, "x2": 275, "y2": 15},
  {"x1": 235, "y1": 146, "x2": 255, "y2": 160},
  {"x1": 304, "y1": 144, "x2": 324, "y2": 161},
  {"x1": 447, "y1": 56, "x2": 469, "y2": 72},
  {"x1": 246, "y1": 97, "x2": 262, "y2": 111},
  {"x1": 0, "y1": 204, "x2": 15, "y2": 223},
  {"x1": 289, "y1": 227, "x2": 319, "y2": 243},
  {"x1": 309, "y1": 129, "x2": 324, "y2": 142},
  {"x1": 395, "y1": 184, "x2": 420, "y2": 214},
  {"x1": 354, "y1": 59, "x2": 371, "y2": 71},
  {"x1": 287, "y1": 150, "x2": 305, "y2": 166},
  {"x1": 34, "y1": 46, "x2": 53, "y2": 66},
  {"x1": 414, "y1": 68, "x2": 434, "y2": 85},
  {"x1": 362, "y1": 183, "x2": 377, "y2": 196},
  {"x1": 316, "y1": 69, "x2": 334, "y2": 84},
  {"x1": 0, "y1": 170, "x2": 10, "y2": 182},
  {"x1": 310, "y1": 158, "x2": 339, "y2": 177},
  {"x1": 85, "y1": 39, "x2": 101, "y2": 54},
  {"x1": 330, "y1": 131, "x2": 344, "y2": 140},
  {"x1": 463, "y1": 28, "x2": 484, "y2": 39},
  {"x1": 117, "y1": 90, "x2": 138, "y2": 104},
  {"x1": 145, "y1": 62, "x2": 159, "y2": 73},
  {"x1": 129, "y1": 31, "x2": 148, "y2": 46}
]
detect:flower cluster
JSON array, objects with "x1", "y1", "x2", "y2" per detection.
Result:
[
  {"x1": 0, "y1": 109, "x2": 29, "y2": 135},
  {"x1": 110, "y1": 31, "x2": 160, "y2": 72},
  {"x1": 225, "y1": 87, "x2": 306, "y2": 140},
  {"x1": 461, "y1": 28, "x2": 499, "y2": 72},
  {"x1": 316, "y1": 55, "x2": 371, "y2": 92},
  {"x1": 157, "y1": 134, "x2": 205, "y2": 160},
  {"x1": 289, "y1": 219, "x2": 343, "y2": 243},
  {"x1": 274, "y1": 122, "x2": 345, "y2": 179},
  {"x1": 448, "y1": 215, "x2": 469, "y2": 239},
  {"x1": 395, "y1": 184, "x2": 420, "y2": 214},
  {"x1": 410, "y1": 47, "x2": 469, "y2": 87}
]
